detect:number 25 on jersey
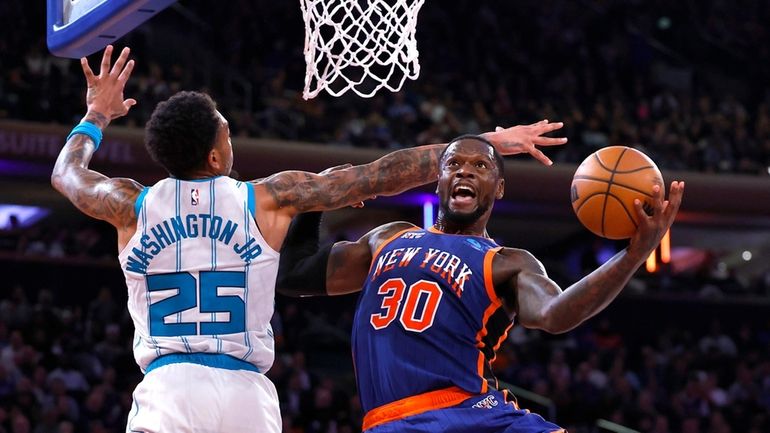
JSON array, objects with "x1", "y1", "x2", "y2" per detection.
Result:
[{"x1": 147, "y1": 271, "x2": 246, "y2": 337}]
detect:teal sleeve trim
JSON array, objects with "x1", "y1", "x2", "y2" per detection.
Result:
[{"x1": 134, "y1": 187, "x2": 150, "y2": 216}]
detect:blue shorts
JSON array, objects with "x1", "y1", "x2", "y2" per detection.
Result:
[{"x1": 365, "y1": 390, "x2": 564, "y2": 433}]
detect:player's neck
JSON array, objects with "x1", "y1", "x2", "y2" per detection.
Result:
[
  {"x1": 433, "y1": 215, "x2": 488, "y2": 237},
  {"x1": 177, "y1": 167, "x2": 225, "y2": 181}
]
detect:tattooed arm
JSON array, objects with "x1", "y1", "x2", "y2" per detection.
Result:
[
  {"x1": 51, "y1": 46, "x2": 141, "y2": 246},
  {"x1": 257, "y1": 120, "x2": 567, "y2": 215},
  {"x1": 51, "y1": 112, "x2": 142, "y2": 228},
  {"x1": 258, "y1": 144, "x2": 446, "y2": 214},
  {"x1": 496, "y1": 182, "x2": 685, "y2": 334}
]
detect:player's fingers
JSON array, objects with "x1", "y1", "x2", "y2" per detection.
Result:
[
  {"x1": 495, "y1": 126, "x2": 504, "y2": 132},
  {"x1": 633, "y1": 198, "x2": 649, "y2": 221},
  {"x1": 124, "y1": 98, "x2": 138, "y2": 112},
  {"x1": 80, "y1": 58, "x2": 96, "y2": 85},
  {"x1": 650, "y1": 184, "x2": 666, "y2": 215},
  {"x1": 664, "y1": 181, "x2": 685, "y2": 218},
  {"x1": 99, "y1": 45, "x2": 113, "y2": 76},
  {"x1": 529, "y1": 147, "x2": 553, "y2": 166},
  {"x1": 111, "y1": 47, "x2": 131, "y2": 77},
  {"x1": 538, "y1": 121, "x2": 564, "y2": 133},
  {"x1": 118, "y1": 59, "x2": 135, "y2": 83},
  {"x1": 533, "y1": 136, "x2": 568, "y2": 146}
]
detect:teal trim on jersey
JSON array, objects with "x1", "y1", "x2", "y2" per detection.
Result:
[
  {"x1": 246, "y1": 182, "x2": 255, "y2": 217},
  {"x1": 134, "y1": 187, "x2": 150, "y2": 216},
  {"x1": 171, "y1": 175, "x2": 223, "y2": 182},
  {"x1": 145, "y1": 353, "x2": 260, "y2": 374}
]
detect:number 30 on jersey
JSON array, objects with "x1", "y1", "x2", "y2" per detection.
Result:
[{"x1": 370, "y1": 278, "x2": 443, "y2": 332}]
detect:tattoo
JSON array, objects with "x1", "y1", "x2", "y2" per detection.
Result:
[
  {"x1": 83, "y1": 111, "x2": 110, "y2": 129},
  {"x1": 51, "y1": 133, "x2": 142, "y2": 228},
  {"x1": 264, "y1": 144, "x2": 445, "y2": 212}
]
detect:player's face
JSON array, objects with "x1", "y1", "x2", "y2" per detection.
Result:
[
  {"x1": 437, "y1": 140, "x2": 504, "y2": 223},
  {"x1": 213, "y1": 111, "x2": 234, "y2": 176}
]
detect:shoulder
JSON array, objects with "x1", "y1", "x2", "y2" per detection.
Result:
[
  {"x1": 493, "y1": 247, "x2": 547, "y2": 278},
  {"x1": 365, "y1": 221, "x2": 418, "y2": 252}
]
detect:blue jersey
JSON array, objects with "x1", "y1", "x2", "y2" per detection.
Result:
[{"x1": 352, "y1": 226, "x2": 514, "y2": 420}]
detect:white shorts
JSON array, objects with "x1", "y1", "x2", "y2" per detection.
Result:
[{"x1": 126, "y1": 354, "x2": 281, "y2": 433}]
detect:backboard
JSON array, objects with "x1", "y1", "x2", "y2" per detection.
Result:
[{"x1": 47, "y1": 0, "x2": 177, "y2": 58}]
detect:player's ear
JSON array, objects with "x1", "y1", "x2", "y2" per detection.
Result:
[
  {"x1": 208, "y1": 147, "x2": 221, "y2": 171},
  {"x1": 496, "y1": 179, "x2": 504, "y2": 200}
]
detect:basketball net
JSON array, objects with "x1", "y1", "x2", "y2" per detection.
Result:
[{"x1": 300, "y1": 0, "x2": 425, "y2": 99}]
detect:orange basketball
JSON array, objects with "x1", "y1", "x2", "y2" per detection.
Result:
[{"x1": 570, "y1": 146, "x2": 663, "y2": 239}]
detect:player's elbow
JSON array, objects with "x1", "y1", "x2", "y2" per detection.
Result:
[
  {"x1": 50, "y1": 170, "x2": 66, "y2": 195},
  {"x1": 538, "y1": 304, "x2": 581, "y2": 335}
]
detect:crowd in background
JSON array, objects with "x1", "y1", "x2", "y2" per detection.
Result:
[
  {"x1": 2, "y1": 1, "x2": 770, "y2": 175},
  {"x1": 0, "y1": 279, "x2": 765, "y2": 433},
  {"x1": 1, "y1": 0, "x2": 769, "y2": 432}
]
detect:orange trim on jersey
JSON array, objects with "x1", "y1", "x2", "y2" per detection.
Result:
[
  {"x1": 490, "y1": 322, "x2": 514, "y2": 363},
  {"x1": 483, "y1": 246, "x2": 503, "y2": 305},
  {"x1": 362, "y1": 386, "x2": 474, "y2": 431},
  {"x1": 474, "y1": 246, "x2": 503, "y2": 391},
  {"x1": 367, "y1": 227, "x2": 420, "y2": 275}
]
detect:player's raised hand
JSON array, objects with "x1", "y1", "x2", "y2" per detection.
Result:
[
  {"x1": 81, "y1": 45, "x2": 137, "y2": 125},
  {"x1": 628, "y1": 181, "x2": 685, "y2": 259},
  {"x1": 485, "y1": 120, "x2": 568, "y2": 166}
]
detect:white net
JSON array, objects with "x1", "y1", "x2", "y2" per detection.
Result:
[{"x1": 300, "y1": 0, "x2": 426, "y2": 99}]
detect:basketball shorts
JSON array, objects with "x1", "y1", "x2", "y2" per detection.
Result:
[
  {"x1": 126, "y1": 353, "x2": 281, "y2": 433},
  {"x1": 364, "y1": 389, "x2": 564, "y2": 433}
]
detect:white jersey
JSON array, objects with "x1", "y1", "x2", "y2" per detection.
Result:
[{"x1": 118, "y1": 176, "x2": 278, "y2": 373}]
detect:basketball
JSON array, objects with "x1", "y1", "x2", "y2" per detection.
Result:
[{"x1": 570, "y1": 146, "x2": 664, "y2": 239}]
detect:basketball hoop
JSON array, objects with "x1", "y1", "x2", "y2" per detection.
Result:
[{"x1": 300, "y1": 0, "x2": 426, "y2": 99}]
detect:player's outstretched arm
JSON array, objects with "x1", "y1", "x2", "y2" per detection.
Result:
[
  {"x1": 51, "y1": 45, "x2": 141, "y2": 230},
  {"x1": 503, "y1": 181, "x2": 685, "y2": 334},
  {"x1": 256, "y1": 120, "x2": 567, "y2": 216}
]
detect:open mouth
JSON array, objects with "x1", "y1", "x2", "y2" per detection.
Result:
[{"x1": 450, "y1": 184, "x2": 477, "y2": 204}]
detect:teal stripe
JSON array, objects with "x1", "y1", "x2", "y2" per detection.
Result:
[
  {"x1": 145, "y1": 353, "x2": 259, "y2": 374},
  {"x1": 242, "y1": 200, "x2": 253, "y2": 360},
  {"x1": 210, "y1": 180, "x2": 220, "y2": 350},
  {"x1": 134, "y1": 187, "x2": 150, "y2": 216},
  {"x1": 246, "y1": 182, "x2": 256, "y2": 217},
  {"x1": 142, "y1": 205, "x2": 161, "y2": 357},
  {"x1": 210, "y1": 180, "x2": 217, "y2": 271}
]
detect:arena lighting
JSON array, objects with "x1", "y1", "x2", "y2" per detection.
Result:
[
  {"x1": 646, "y1": 249, "x2": 657, "y2": 273},
  {"x1": 422, "y1": 201, "x2": 434, "y2": 229},
  {"x1": 742, "y1": 251, "x2": 753, "y2": 261},
  {"x1": 660, "y1": 229, "x2": 671, "y2": 263},
  {"x1": 0, "y1": 204, "x2": 50, "y2": 229}
]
